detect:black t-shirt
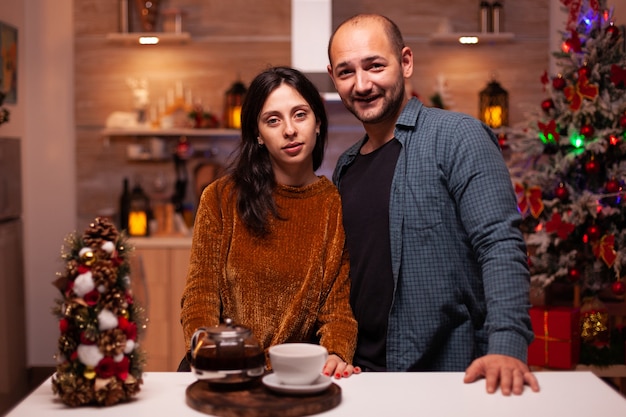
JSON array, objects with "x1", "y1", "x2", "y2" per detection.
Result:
[{"x1": 339, "y1": 138, "x2": 401, "y2": 371}]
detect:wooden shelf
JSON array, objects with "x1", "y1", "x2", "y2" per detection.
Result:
[
  {"x1": 101, "y1": 127, "x2": 240, "y2": 138},
  {"x1": 106, "y1": 32, "x2": 191, "y2": 45},
  {"x1": 429, "y1": 32, "x2": 515, "y2": 45}
]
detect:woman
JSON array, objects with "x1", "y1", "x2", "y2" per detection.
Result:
[{"x1": 180, "y1": 66, "x2": 359, "y2": 378}]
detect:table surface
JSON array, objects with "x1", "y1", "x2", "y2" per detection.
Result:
[{"x1": 5, "y1": 371, "x2": 626, "y2": 417}]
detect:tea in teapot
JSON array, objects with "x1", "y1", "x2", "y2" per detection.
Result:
[{"x1": 190, "y1": 318, "x2": 265, "y2": 386}]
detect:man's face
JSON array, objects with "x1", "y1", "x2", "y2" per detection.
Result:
[{"x1": 328, "y1": 21, "x2": 411, "y2": 125}]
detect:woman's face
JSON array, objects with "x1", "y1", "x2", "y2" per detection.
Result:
[{"x1": 257, "y1": 84, "x2": 320, "y2": 183}]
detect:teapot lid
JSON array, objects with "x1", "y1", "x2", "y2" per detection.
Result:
[{"x1": 206, "y1": 318, "x2": 251, "y2": 340}]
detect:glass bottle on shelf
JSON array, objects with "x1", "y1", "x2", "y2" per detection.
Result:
[
  {"x1": 479, "y1": 1, "x2": 492, "y2": 33},
  {"x1": 119, "y1": 177, "x2": 131, "y2": 233},
  {"x1": 492, "y1": 1, "x2": 503, "y2": 33}
]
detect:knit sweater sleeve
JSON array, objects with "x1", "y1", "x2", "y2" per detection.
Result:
[
  {"x1": 180, "y1": 178, "x2": 228, "y2": 352},
  {"x1": 315, "y1": 194, "x2": 357, "y2": 363}
]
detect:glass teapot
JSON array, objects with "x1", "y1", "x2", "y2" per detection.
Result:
[{"x1": 190, "y1": 318, "x2": 265, "y2": 385}]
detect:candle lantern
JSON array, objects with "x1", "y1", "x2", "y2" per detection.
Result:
[
  {"x1": 479, "y1": 78, "x2": 509, "y2": 129},
  {"x1": 128, "y1": 183, "x2": 151, "y2": 237},
  {"x1": 224, "y1": 80, "x2": 247, "y2": 129}
]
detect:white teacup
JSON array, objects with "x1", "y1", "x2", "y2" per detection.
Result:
[{"x1": 268, "y1": 343, "x2": 328, "y2": 385}]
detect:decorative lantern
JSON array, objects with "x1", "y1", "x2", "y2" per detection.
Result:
[
  {"x1": 479, "y1": 78, "x2": 509, "y2": 129},
  {"x1": 128, "y1": 183, "x2": 151, "y2": 236},
  {"x1": 223, "y1": 80, "x2": 247, "y2": 129}
]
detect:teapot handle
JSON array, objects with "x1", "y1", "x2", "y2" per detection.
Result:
[{"x1": 190, "y1": 327, "x2": 209, "y2": 359}]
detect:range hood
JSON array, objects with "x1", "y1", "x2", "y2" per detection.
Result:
[{"x1": 291, "y1": 0, "x2": 338, "y2": 98}]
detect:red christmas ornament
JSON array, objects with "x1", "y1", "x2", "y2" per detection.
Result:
[
  {"x1": 580, "y1": 124, "x2": 594, "y2": 138},
  {"x1": 585, "y1": 157, "x2": 600, "y2": 174},
  {"x1": 606, "y1": 24, "x2": 620, "y2": 42},
  {"x1": 586, "y1": 224, "x2": 602, "y2": 241},
  {"x1": 59, "y1": 318, "x2": 70, "y2": 334},
  {"x1": 605, "y1": 178, "x2": 621, "y2": 194},
  {"x1": 552, "y1": 76, "x2": 566, "y2": 90},
  {"x1": 578, "y1": 65, "x2": 590, "y2": 79},
  {"x1": 611, "y1": 280, "x2": 626, "y2": 295},
  {"x1": 497, "y1": 132, "x2": 507, "y2": 147},
  {"x1": 620, "y1": 114, "x2": 626, "y2": 128},
  {"x1": 541, "y1": 98, "x2": 555, "y2": 112},
  {"x1": 567, "y1": 267, "x2": 581, "y2": 282},
  {"x1": 555, "y1": 183, "x2": 569, "y2": 200}
]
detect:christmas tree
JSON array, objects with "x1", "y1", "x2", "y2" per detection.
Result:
[
  {"x1": 51, "y1": 217, "x2": 145, "y2": 406},
  {"x1": 507, "y1": 0, "x2": 626, "y2": 302}
]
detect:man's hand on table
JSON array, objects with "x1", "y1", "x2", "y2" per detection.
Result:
[{"x1": 463, "y1": 354, "x2": 540, "y2": 395}]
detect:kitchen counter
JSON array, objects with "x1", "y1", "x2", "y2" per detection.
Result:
[{"x1": 5, "y1": 371, "x2": 626, "y2": 416}]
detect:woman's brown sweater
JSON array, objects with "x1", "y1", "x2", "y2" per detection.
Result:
[{"x1": 180, "y1": 175, "x2": 357, "y2": 365}]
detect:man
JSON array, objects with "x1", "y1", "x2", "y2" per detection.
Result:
[{"x1": 327, "y1": 13, "x2": 539, "y2": 395}]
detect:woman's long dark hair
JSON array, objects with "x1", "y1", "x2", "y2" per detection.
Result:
[{"x1": 230, "y1": 66, "x2": 328, "y2": 237}]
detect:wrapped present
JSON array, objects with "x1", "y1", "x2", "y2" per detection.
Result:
[{"x1": 528, "y1": 306, "x2": 580, "y2": 369}]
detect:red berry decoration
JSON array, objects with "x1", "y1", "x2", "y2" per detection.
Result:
[
  {"x1": 586, "y1": 224, "x2": 602, "y2": 241},
  {"x1": 606, "y1": 178, "x2": 621, "y2": 194},
  {"x1": 541, "y1": 98, "x2": 555, "y2": 112},
  {"x1": 568, "y1": 267, "x2": 581, "y2": 282},
  {"x1": 611, "y1": 280, "x2": 626, "y2": 296},
  {"x1": 555, "y1": 183, "x2": 569, "y2": 200},
  {"x1": 580, "y1": 124, "x2": 594, "y2": 138},
  {"x1": 552, "y1": 76, "x2": 566, "y2": 90}
]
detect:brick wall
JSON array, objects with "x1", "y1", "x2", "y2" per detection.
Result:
[{"x1": 74, "y1": 0, "x2": 548, "y2": 226}]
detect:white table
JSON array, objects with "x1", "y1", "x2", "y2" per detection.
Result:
[{"x1": 5, "y1": 371, "x2": 626, "y2": 417}]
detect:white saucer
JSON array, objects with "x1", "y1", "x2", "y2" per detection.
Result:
[{"x1": 262, "y1": 373, "x2": 332, "y2": 395}]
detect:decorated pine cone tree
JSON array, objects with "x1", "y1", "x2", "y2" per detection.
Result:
[{"x1": 51, "y1": 217, "x2": 145, "y2": 407}]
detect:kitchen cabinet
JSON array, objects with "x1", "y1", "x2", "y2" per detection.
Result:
[{"x1": 129, "y1": 238, "x2": 191, "y2": 371}]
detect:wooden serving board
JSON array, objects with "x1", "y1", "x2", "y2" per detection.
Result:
[{"x1": 185, "y1": 379, "x2": 341, "y2": 417}]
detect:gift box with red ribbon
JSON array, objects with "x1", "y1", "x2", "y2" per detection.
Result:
[{"x1": 528, "y1": 306, "x2": 580, "y2": 369}]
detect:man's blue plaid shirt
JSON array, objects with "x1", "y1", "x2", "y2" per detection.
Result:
[{"x1": 333, "y1": 98, "x2": 534, "y2": 371}]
